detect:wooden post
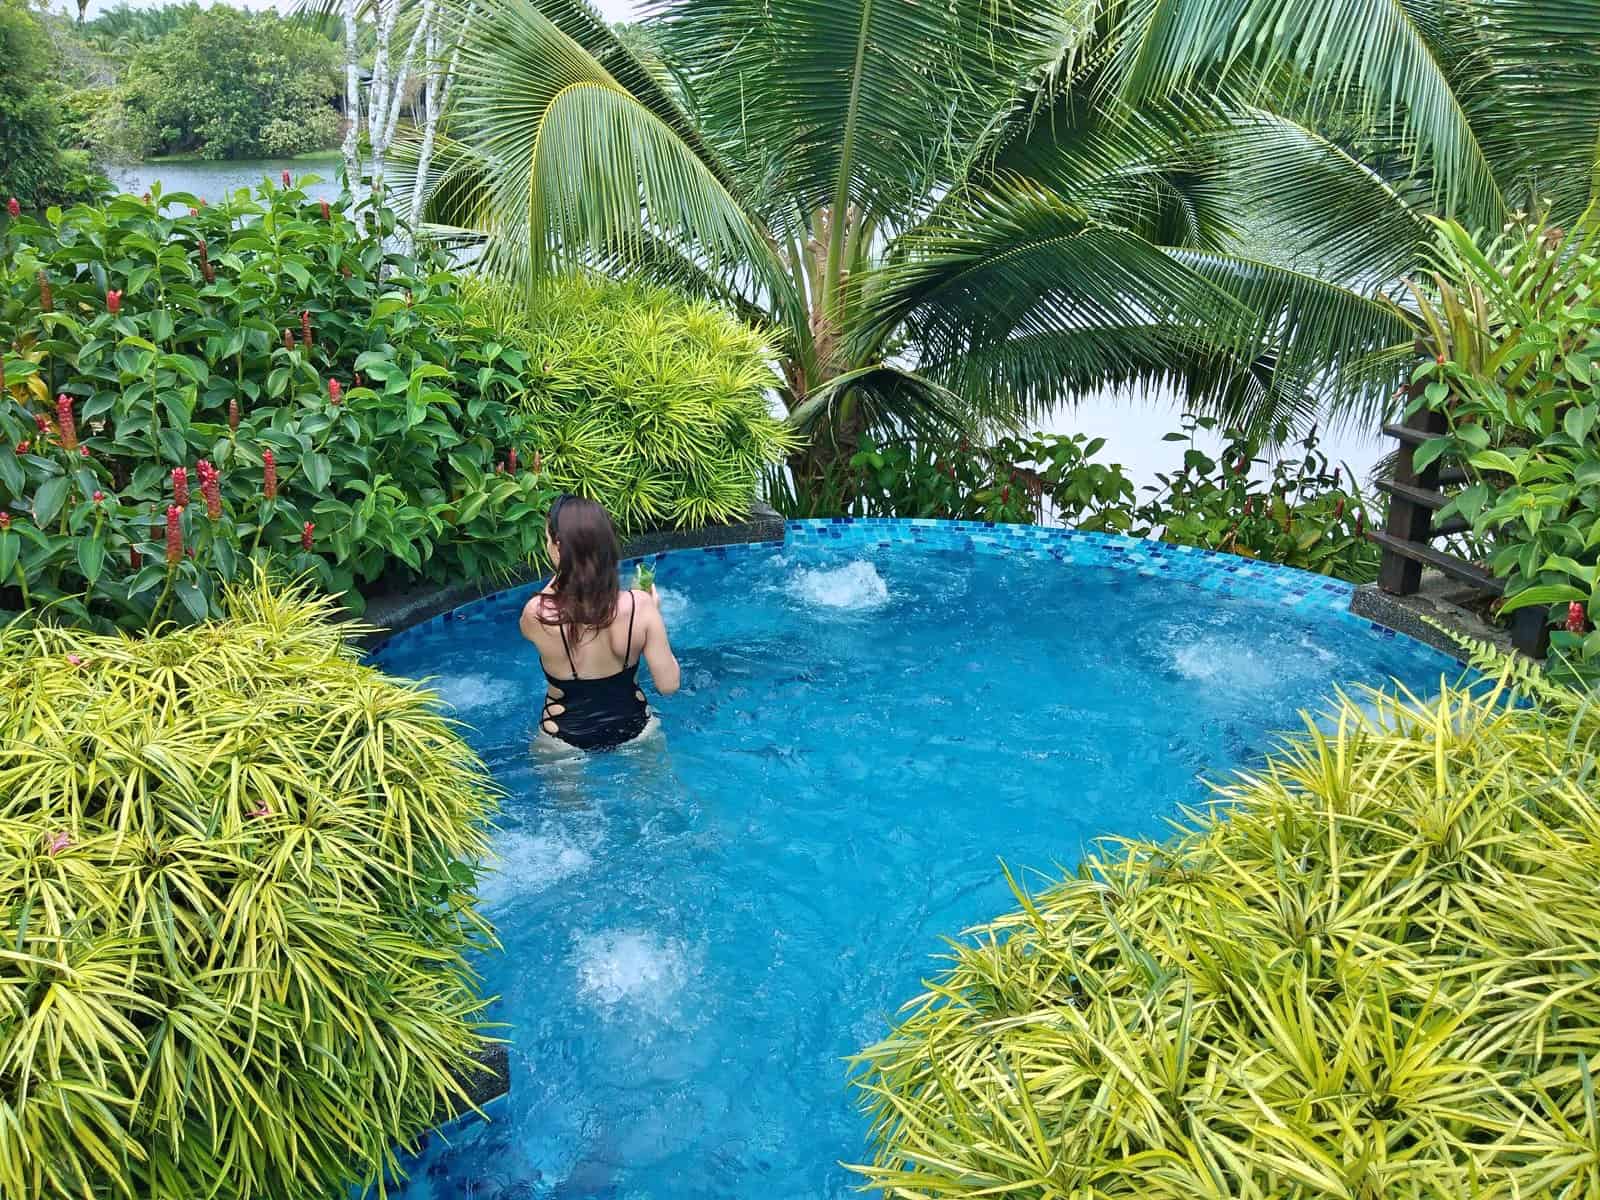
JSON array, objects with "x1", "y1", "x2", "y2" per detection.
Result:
[{"x1": 1377, "y1": 402, "x2": 1448, "y2": 596}]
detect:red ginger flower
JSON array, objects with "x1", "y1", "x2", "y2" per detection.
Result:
[
  {"x1": 508, "y1": 446, "x2": 518, "y2": 473},
  {"x1": 36, "y1": 271, "x2": 51, "y2": 313},
  {"x1": 0, "y1": 513, "x2": 9, "y2": 530},
  {"x1": 33, "y1": 412, "x2": 49, "y2": 435},
  {"x1": 56, "y1": 394, "x2": 77, "y2": 452},
  {"x1": 301, "y1": 521, "x2": 314, "y2": 551},
  {"x1": 262, "y1": 449, "x2": 277, "y2": 499},
  {"x1": 228, "y1": 397, "x2": 240, "y2": 431},
  {"x1": 328, "y1": 378, "x2": 342, "y2": 406},
  {"x1": 78, "y1": 445, "x2": 89, "y2": 458},
  {"x1": 282, "y1": 170, "x2": 292, "y2": 188},
  {"x1": 130, "y1": 544, "x2": 141, "y2": 569},
  {"x1": 106, "y1": 289, "x2": 122, "y2": 315},
  {"x1": 189, "y1": 207, "x2": 198, "y2": 217},
  {"x1": 164, "y1": 505, "x2": 183, "y2": 565},
  {"x1": 532, "y1": 450, "x2": 542, "y2": 475},
  {"x1": 92, "y1": 490, "x2": 104, "y2": 503},
  {"x1": 15, "y1": 442, "x2": 26, "y2": 455},
  {"x1": 283, "y1": 328, "x2": 295, "y2": 353},
  {"x1": 1570, "y1": 601, "x2": 1589, "y2": 634},
  {"x1": 1355, "y1": 510, "x2": 1366, "y2": 535},
  {"x1": 319, "y1": 199, "x2": 331, "y2": 220},
  {"x1": 6, "y1": 198, "x2": 18, "y2": 218},
  {"x1": 300, "y1": 310, "x2": 312, "y2": 349},
  {"x1": 1333, "y1": 498, "x2": 1346, "y2": 521},
  {"x1": 197, "y1": 460, "x2": 221, "y2": 518},
  {"x1": 171, "y1": 466, "x2": 189, "y2": 509}
]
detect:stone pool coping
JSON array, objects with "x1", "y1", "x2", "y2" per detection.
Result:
[
  {"x1": 354, "y1": 502, "x2": 785, "y2": 650},
  {"x1": 370, "y1": 515, "x2": 1465, "y2": 673}
]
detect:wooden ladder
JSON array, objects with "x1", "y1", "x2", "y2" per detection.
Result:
[{"x1": 1370, "y1": 406, "x2": 1550, "y2": 657}]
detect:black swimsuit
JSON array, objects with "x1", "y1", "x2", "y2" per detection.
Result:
[{"x1": 540, "y1": 592, "x2": 650, "y2": 751}]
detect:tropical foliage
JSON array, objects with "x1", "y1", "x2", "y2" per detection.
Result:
[
  {"x1": 0, "y1": 178, "x2": 563, "y2": 629},
  {"x1": 113, "y1": 6, "x2": 342, "y2": 159},
  {"x1": 851, "y1": 656, "x2": 1600, "y2": 1198},
  {"x1": 0, "y1": 0, "x2": 106, "y2": 208},
  {"x1": 1407, "y1": 213, "x2": 1600, "y2": 678},
  {"x1": 1138, "y1": 417, "x2": 1380, "y2": 581},
  {"x1": 0, "y1": 574, "x2": 498, "y2": 1200},
  {"x1": 465, "y1": 277, "x2": 795, "y2": 532},
  {"x1": 404, "y1": 0, "x2": 1600, "y2": 495},
  {"x1": 770, "y1": 420, "x2": 1378, "y2": 581}
]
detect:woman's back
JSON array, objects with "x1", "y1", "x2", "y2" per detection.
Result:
[{"x1": 517, "y1": 495, "x2": 679, "y2": 752}]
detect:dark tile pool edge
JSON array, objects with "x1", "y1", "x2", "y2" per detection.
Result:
[{"x1": 350, "y1": 503, "x2": 785, "y2": 650}]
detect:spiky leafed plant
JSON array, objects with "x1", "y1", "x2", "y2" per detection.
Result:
[
  {"x1": 0, "y1": 572, "x2": 499, "y2": 1200},
  {"x1": 403, "y1": 0, "x2": 1599, "y2": 490},
  {"x1": 848, "y1": 657, "x2": 1600, "y2": 1198},
  {"x1": 464, "y1": 275, "x2": 796, "y2": 530}
]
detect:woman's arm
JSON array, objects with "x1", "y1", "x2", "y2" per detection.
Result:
[{"x1": 637, "y1": 591, "x2": 680, "y2": 695}]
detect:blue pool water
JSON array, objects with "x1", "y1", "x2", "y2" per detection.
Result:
[{"x1": 372, "y1": 526, "x2": 1460, "y2": 1199}]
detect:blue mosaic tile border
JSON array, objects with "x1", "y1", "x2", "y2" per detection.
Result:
[{"x1": 368, "y1": 517, "x2": 1461, "y2": 670}]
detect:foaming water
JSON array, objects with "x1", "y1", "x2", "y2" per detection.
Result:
[
  {"x1": 374, "y1": 539, "x2": 1461, "y2": 1199},
  {"x1": 425, "y1": 672, "x2": 521, "y2": 712},
  {"x1": 789, "y1": 559, "x2": 890, "y2": 610}
]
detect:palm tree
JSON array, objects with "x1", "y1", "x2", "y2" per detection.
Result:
[{"x1": 405, "y1": 0, "x2": 1599, "y2": 485}]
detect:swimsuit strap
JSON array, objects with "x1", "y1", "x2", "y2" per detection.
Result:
[
  {"x1": 558, "y1": 619, "x2": 580, "y2": 680},
  {"x1": 624, "y1": 590, "x2": 638, "y2": 667}
]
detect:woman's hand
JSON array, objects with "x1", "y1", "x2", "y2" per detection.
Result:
[{"x1": 637, "y1": 589, "x2": 680, "y2": 695}]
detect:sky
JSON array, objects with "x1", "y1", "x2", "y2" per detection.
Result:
[{"x1": 69, "y1": 0, "x2": 637, "y2": 22}]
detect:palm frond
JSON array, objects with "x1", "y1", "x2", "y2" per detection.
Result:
[
  {"x1": 425, "y1": 0, "x2": 784, "y2": 291},
  {"x1": 1104, "y1": 0, "x2": 1505, "y2": 224}
]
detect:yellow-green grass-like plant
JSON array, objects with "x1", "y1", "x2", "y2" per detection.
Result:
[
  {"x1": 467, "y1": 276, "x2": 796, "y2": 533},
  {"x1": 850, "y1": 663, "x2": 1600, "y2": 1199},
  {"x1": 0, "y1": 573, "x2": 499, "y2": 1200}
]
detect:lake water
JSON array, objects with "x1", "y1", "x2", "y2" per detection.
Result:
[
  {"x1": 107, "y1": 155, "x2": 344, "y2": 208},
  {"x1": 103, "y1": 158, "x2": 1387, "y2": 492}
]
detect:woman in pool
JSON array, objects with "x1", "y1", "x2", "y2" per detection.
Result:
[{"x1": 520, "y1": 494, "x2": 680, "y2": 750}]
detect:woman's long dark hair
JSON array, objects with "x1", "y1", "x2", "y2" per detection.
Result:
[{"x1": 538, "y1": 495, "x2": 621, "y2": 636}]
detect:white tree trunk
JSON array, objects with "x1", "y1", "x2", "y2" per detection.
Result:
[
  {"x1": 340, "y1": 0, "x2": 362, "y2": 193},
  {"x1": 409, "y1": 3, "x2": 469, "y2": 229}
]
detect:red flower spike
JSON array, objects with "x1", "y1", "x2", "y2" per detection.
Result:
[
  {"x1": 340, "y1": 264, "x2": 351, "y2": 279},
  {"x1": 106, "y1": 289, "x2": 122, "y2": 315},
  {"x1": 33, "y1": 412, "x2": 49, "y2": 436},
  {"x1": 189, "y1": 207, "x2": 199, "y2": 217},
  {"x1": 5, "y1": 198, "x2": 18, "y2": 218},
  {"x1": 0, "y1": 513, "x2": 10, "y2": 530},
  {"x1": 1333, "y1": 498, "x2": 1345, "y2": 521},
  {"x1": 300, "y1": 310, "x2": 312, "y2": 351},
  {"x1": 319, "y1": 199, "x2": 331, "y2": 221},
  {"x1": 262, "y1": 449, "x2": 277, "y2": 499},
  {"x1": 171, "y1": 466, "x2": 189, "y2": 509},
  {"x1": 328, "y1": 379, "x2": 342, "y2": 406},
  {"x1": 78, "y1": 445, "x2": 90, "y2": 459},
  {"x1": 92, "y1": 490, "x2": 104, "y2": 503},
  {"x1": 36, "y1": 271, "x2": 51, "y2": 314},
  {"x1": 1570, "y1": 601, "x2": 1589, "y2": 634},
  {"x1": 282, "y1": 170, "x2": 292, "y2": 188},
  {"x1": 301, "y1": 521, "x2": 314, "y2": 551},
  {"x1": 1355, "y1": 511, "x2": 1366, "y2": 535},
  {"x1": 197, "y1": 460, "x2": 221, "y2": 519},
  {"x1": 55, "y1": 395, "x2": 77, "y2": 452},
  {"x1": 283, "y1": 328, "x2": 295, "y2": 353},
  {"x1": 15, "y1": 442, "x2": 27, "y2": 455},
  {"x1": 130, "y1": 545, "x2": 141, "y2": 569},
  {"x1": 1001, "y1": 486, "x2": 1011, "y2": 505},
  {"x1": 199, "y1": 198, "x2": 207, "y2": 208},
  {"x1": 508, "y1": 447, "x2": 518, "y2": 473},
  {"x1": 165, "y1": 505, "x2": 183, "y2": 565},
  {"x1": 532, "y1": 450, "x2": 542, "y2": 475},
  {"x1": 228, "y1": 397, "x2": 240, "y2": 432},
  {"x1": 1436, "y1": 353, "x2": 1446, "y2": 365}
]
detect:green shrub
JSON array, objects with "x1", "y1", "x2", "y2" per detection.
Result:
[
  {"x1": 851, "y1": 662, "x2": 1600, "y2": 1198},
  {"x1": 469, "y1": 277, "x2": 796, "y2": 532},
  {"x1": 767, "y1": 430, "x2": 1137, "y2": 529},
  {"x1": 1407, "y1": 213, "x2": 1600, "y2": 681},
  {"x1": 115, "y1": 7, "x2": 341, "y2": 160},
  {"x1": 0, "y1": 0, "x2": 105, "y2": 209},
  {"x1": 0, "y1": 573, "x2": 498, "y2": 1200},
  {"x1": 0, "y1": 181, "x2": 551, "y2": 628},
  {"x1": 1138, "y1": 415, "x2": 1380, "y2": 581}
]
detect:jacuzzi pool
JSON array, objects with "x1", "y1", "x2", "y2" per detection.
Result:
[{"x1": 372, "y1": 519, "x2": 1461, "y2": 1199}]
